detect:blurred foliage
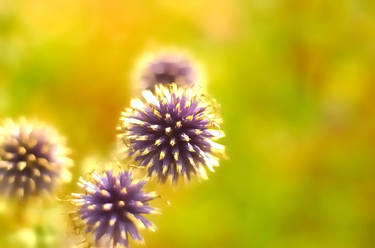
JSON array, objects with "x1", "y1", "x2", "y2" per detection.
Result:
[{"x1": 1, "y1": 0, "x2": 375, "y2": 247}]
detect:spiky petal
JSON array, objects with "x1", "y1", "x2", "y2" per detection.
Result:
[
  {"x1": 0, "y1": 118, "x2": 73, "y2": 200},
  {"x1": 118, "y1": 84, "x2": 225, "y2": 182},
  {"x1": 71, "y1": 170, "x2": 157, "y2": 248}
]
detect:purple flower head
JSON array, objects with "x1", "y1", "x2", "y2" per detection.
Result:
[
  {"x1": 0, "y1": 118, "x2": 72, "y2": 201},
  {"x1": 136, "y1": 51, "x2": 199, "y2": 91},
  {"x1": 118, "y1": 84, "x2": 225, "y2": 183},
  {"x1": 71, "y1": 170, "x2": 157, "y2": 248}
]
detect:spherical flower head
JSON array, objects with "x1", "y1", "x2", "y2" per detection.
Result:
[
  {"x1": 118, "y1": 84, "x2": 225, "y2": 182},
  {"x1": 134, "y1": 51, "x2": 203, "y2": 92},
  {"x1": 71, "y1": 170, "x2": 157, "y2": 248},
  {"x1": 0, "y1": 118, "x2": 72, "y2": 201}
]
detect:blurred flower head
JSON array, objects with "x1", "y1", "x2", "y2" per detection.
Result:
[
  {"x1": 118, "y1": 84, "x2": 225, "y2": 183},
  {"x1": 71, "y1": 170, "x2": 157, "y2": 248},
  {"x1": 133, "y1": 50, "x2": 204, "y2": 92},
  {"x1": 0, "y1": 118, "x2": 73, "y2": 201}
]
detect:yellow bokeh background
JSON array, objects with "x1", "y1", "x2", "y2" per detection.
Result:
[{"x1": 1, "y1": 0, "x2": 375, "y2": 247}]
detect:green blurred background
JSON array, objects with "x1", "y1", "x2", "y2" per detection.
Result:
[{"x1": 1, "y1": 0, "x2": 375, "y2": 247}]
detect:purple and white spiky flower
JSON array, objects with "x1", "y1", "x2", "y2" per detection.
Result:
[
  {"x1": 118, "y1": 84, "x2": 225, "y2": 182},
  {"x1": 134, "y1": 51, "x2": 201, "y2": 92},
  {"x1": 71, "y1": 170, "x2": 157, "y2": 248},
  {"x1": 0, "y1": 118, "x2": 72, "y2": 200}
]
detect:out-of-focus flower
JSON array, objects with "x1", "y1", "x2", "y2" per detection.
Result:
[
  {"x1": 0, "y1": 118, "x2": 73, "y2": 201},
  {"x1": 133, "y1": 51, "x2": 203, "y2": 92},
  {"x1": 71, "y1": 170, "x2": 157, "y2": 248},
  {"x1": 118, "y1": 84, "x2": 225, "y2": 182}
]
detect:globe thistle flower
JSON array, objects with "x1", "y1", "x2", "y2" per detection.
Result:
[
  {"x1": 118, "y1": 84, "x2": 225, "y2": 182},
  {"x1": 134, "y1": 51, "x2": 203, "y2": 92},
  {"x1": 0, "y1": 118, "x2": 72, "y2": 200},
  {"x1": 71, "y1": 170, "x2": 157, "y2": 248}
]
